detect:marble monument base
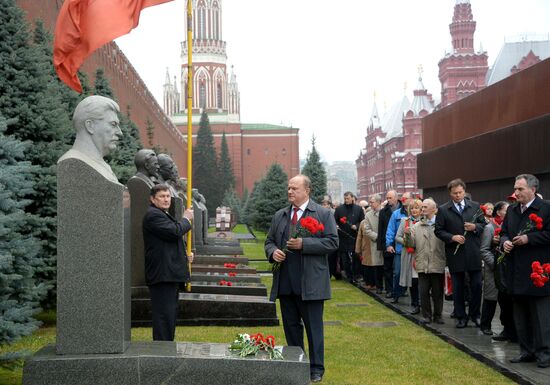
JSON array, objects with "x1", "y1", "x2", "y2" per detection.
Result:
[{"x1": 23, "y1": 342, "x2": 309, "y2": 385}]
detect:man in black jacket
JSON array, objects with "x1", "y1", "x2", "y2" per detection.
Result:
[
  {"x1": 334, "y1": 192, "x2": 364, "y2": 283},
  {"x1": 143, "y1": 184, "x2": 194, "y2": 341},
  {"x1": 378, "y1": 190, "x2": 401, "y2": 297}
]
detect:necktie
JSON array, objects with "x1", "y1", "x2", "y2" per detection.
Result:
[
  {"x1": 521, "y1": 204, "x2": 526, "y2": 213},
  {"x1": 458, "y1": 203, "x2": 464, "y2": 214},
  {"x1": 291, "y1": 207, "x2": 299, "y2": 225}
]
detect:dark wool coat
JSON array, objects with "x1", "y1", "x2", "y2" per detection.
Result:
[
  {"x1": 500, "y1": 197, "x2": 550, "y2": 296},
  {"x1": 143, "y1": 205, "x2": 192, "y2": 285},
  {"x1": 377, "y1": 201, "x2": 402, "y2": 251},
  {"x1": 265, "y1": 200, "x2": 338, "y2": 302},
  {"x1": 434, "y1": 199, "x2": 486, "y2": 273},
  {"x1": 334, "y1": 203, "x2": 364, "y2": 252}
]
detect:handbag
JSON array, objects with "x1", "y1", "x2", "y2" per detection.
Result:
[{"x1": 494, "y1": 255, "x2": 509, "y2": 293}]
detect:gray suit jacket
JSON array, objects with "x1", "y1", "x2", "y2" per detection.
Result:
[{"x1": 265, "y1": 200, "x2": 338, "y2": 301}]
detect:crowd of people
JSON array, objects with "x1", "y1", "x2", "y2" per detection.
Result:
[{"x1": 324, "y1": 174, "x2": 550, "y2": 369}]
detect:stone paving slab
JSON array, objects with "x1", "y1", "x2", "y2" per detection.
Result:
[{"x1": 352, "y1": 282, "x2": 550, "y2": 385}]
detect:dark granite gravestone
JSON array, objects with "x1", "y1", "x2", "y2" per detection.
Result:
[
  {"x1": 190, "y1": 272, "x2": 262, "y2": 283},
  {"x1": 56, "y1": 158, "x2": 131, "y2": 354},
  {"x1": 193, "y1": 254, "x2": 248, "y2": 265},
  {"x1": 23, "y1": 342, "x2": 310, "y2": 385}
]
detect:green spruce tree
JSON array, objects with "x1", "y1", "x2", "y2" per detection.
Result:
[
  {"x1": 0, "y1": 116, "x2": 46, "y2": 367},
  {"x1": 193, "y1": 111, "x2": 220, "y2": 215},
  {"x1": 252, "y1": 164, "x2": 288, "y2": 232},
  {"x1": 221, "y1": 189, "x2": 242, "y2": 223},
  {"x1": 146, "y1": 117, "x2": 155, "y2": 147},
  {"x1": 301, "y1": 135, "x2": 327, "y2": 203},
  {"x1": 219, "y1": 132, "x2": 235, "y2": 196},
  {"x1": 93, "y1": 68, "x2": 115, "y2": 99}
]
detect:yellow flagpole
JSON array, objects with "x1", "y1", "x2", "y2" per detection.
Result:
[{"x1": 185, "y1": 0, "x2": 193, "y2": 292}]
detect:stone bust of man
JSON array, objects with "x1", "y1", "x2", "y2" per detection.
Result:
[
  {"x1": 58, "y1": 95, "x2": 122, "y2": 183},
  {"x1": 157, "y1": 153, "x2": 179, "y2": 196},
  {"x1": 133, "y1": 149, "x2": 160, "y2": 188}
]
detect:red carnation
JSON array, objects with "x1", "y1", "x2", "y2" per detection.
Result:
[
  {"x1": 529, "y1": 213, "x2": 538, "y2": 221},
  {"x1": 480, "y1": 205, "x2": 488, "y2": 215},
  {"x1": 494, "y1": 228, "x2": 502, "y2": 236},
  {"x1": 219, "y1": 280, "x2": 226, "y2": 286},
  {"x1": 406, "y1": 247, "x2": 415, "y2": 254},
  {"x1": 265, "y1": 335, "x2": 275, "y2": 348},
  {"x1": 536, "y1": 222, "x2": 543, "y2": 230},
  {"x1": 317, "y1": 223, "x2": 325, "y2": 232},
  {"x1": 227, "y1": 281, "x2": 232, "y2": 286},
  {"x1": 228, "y1": 272, "x2": 237, "y2": 277},
  {"x1": 339, "y1": 216, "x2": 347, "y2": 224}
]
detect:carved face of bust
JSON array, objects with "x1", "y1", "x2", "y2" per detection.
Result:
[
  {"x1": 158, "y1": 154, "x2": 179, "y2": 182},
  {"x1": 143, "y1": 151, "x2": 160, "y2": 178},
  {"x1": 88, "y1": 110, "x2": 122, "y2": 157}
]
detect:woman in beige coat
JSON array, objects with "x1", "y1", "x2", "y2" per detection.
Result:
[
  {"x1": 410, "y1": 199, "x2": 446, "y2": 324},
  {"x1": 355, "y1": 194, "x2": 384, "y2": 292}
]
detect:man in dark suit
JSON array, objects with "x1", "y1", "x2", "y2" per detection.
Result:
[
  {"x1": 501, "y1": 174, "x2": 550, "y2": 367},
  {"x1": 378, "y1": 190, "x2": 401, "y2": 297},
  {"x1": 435, "y1": 178, "x2": 485, "y2": 328},
  {"x1": 334, "y1": 191, "x2": 364, "y2": 283},
  {"x1": 265, "y1": 174, "x2": 338, "y2": 383},
  {"x1": 143, "y1": 184, "x2": 194, "y2": 341}
]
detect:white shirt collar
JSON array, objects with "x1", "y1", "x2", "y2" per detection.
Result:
[
  {"x1": 294, "y1": 200, "x2": 309, "y2": 212},
  {"x1": 524, "y1": 197, "x2": 536, "y2": 209}
]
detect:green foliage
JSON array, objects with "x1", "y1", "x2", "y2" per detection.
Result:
[
  {"x1": 251, "y1": 164, "x2": 288, "y2": 232},
  {"x1": 193, "y1": 112, "x2": 221, "y2": 215},
  {"x1": 145, "y1": 117, "x2": 154, "y2": 147},
  {"x1": 301, "y1": 135, "x2": 327, "y2": 203},
  {"x1": 219, "y1": 132, "x2": 235, "y2": 194},
  {"x1": 240, "y1": 183, "x2": 257, "y2": 225},
  {"x1": 0, "y1": 116, "x2": 46, "y2": 368},
  {"x1": 221, "y1": 190, "x2": 241, "y2": 222},
  {"x1": 93, "y1": 68, "x2": 114, "y2": 99}
]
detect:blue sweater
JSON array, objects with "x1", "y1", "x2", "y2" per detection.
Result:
[{"x1": 385, "y1": 207, "x2": 408, "y2": 255}]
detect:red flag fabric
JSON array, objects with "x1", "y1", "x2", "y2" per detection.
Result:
[{"x1": 54, "y1": 0, "x2": 173, "y2": 93}]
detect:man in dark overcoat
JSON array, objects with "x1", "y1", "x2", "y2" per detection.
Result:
[
  {"x1": 377, "y1": 190, "x2": 401, "y2": 297},
  {"x1": 334, "y1": 192, "x2": 364, "y2": 283},
  {"x1": 143, "y1": 184, "x2": 194, "y2": 341},
  {"x1": 265, "y1": 174, "x2": 338, "y2": 383},
  {"x1": 435, "y1": 178, "x2": 485, "y2": 328},
  {"x1": 501, "y1": 174, "x2": 550, "y2": 367}
]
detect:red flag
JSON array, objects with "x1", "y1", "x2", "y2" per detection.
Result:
[{"x1": 54, "y1": 0, "x2": 173, "y2": 93}]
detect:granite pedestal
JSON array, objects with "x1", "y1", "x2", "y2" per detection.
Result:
[
  {"x1": 23, "y1": 342, "x2": 309, "y2": 385},
  {"x1": 190, "y1": 272, "x2": 262, "y2": 283},
  {"x1": 192, "y1": 264, "x2": 256, "y2": 274},
  {"x1": 193, "y1": 254, "x2": 248, "y2": 265},
  {"x1": 195, "y1": 244, "x2": 244, "y2": 255}
]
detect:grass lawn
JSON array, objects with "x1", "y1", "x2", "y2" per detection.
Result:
[{"x1": 0, "y1": 225, "x2": 514, "y2": 384}]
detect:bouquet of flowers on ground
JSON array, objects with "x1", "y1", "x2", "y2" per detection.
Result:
[
  {"x1": 530, "y1": 261, "x2": 550, "y2": 288},
  {"x1": 454, "y1": 205, "x2": 488, "y2": 255},
  {"x1": 229, "y1": 333, "x2": 283, "y2": 360},
  {"x1": 497, "y1": 213, "x2": 544, "y2": 264},
  {"x1": 272, "y1": 216, "x2": 325, "y2": 272}
]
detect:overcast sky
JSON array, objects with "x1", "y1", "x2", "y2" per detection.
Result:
[{"x1": 116, "y1": 0, "x2": 550, "y2": 163}]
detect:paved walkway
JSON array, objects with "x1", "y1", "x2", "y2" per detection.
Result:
[{"x1": 354, "y1": 283, "x2": 550, "y2": 385}]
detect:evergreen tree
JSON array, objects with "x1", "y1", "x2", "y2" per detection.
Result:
[
  {"x1": 193, "y1": 111, "x2": 221, "y2": 214},
  {"x1": 0, "y1": 116, "x2": 46, "y2": 367},
  {"x1": 221, "y1": 190, "x2": 241, "y2": 223},
  {"x1": 240, "y1": 186, "x2": 255, "y2": 225},
  {"x1": 92, "y1": 70, "x2": 142, "y2": 184},
  {"x1": 145, "y1": 117, "x2": 154, "y2": 147},
  {"x1": 301, "y1": 135, "x2": 327, "y2": 203},
  {"x1": 218, "y1": 132, "x2": 235, "y2": 197},
  {"x1": 252, "y1": 164, "x2": 288, "y2": 232}
]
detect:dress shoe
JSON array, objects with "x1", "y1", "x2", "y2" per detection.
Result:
[
  {"x1": 391, "y1": 298, "x2": 399, "y2": 304},
  {"x1": 419, "y1": 317, "x2": 431, "y2": 325},
  {"x1": 385, "y1": 292, "x2": 393, "y2": 298},
  {"x1": 492, "y1": 332, "x2": 510, "y2": 342},
  {"x1": 471, "y1": 318, "x2": 481, "y2": 328},
  {"x1": 510, "y1": 353, "x2": 536, "y2": 363},
  {"x1": 481, "y1": 328, "x2": 493, "y2": 336},
  {"x1": 537, "y1": 359, "x2": 550, "y2": 368},
  {"x1": 433, "y1": 317, "x2": 445, "y2": 325},
  {"x1": 410, "y1": 306, "x2": 420, "y2": 315},
  {"x1": 376, "y1": 289, "x2": 383, "y2": 294},
  {"x1": 310, "y1": 373, "x2": 323, "y2": 383},
  {"x1": 456, "y1": 319, "x2": 468, "y2": 328},
  {"x1": 449, "y1": 311, "x2": 456, "y2": 319}
]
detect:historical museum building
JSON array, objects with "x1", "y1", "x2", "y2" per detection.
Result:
[
  {"x1": 356, "y1": 0, "x2": 550, "y2": 200},
  {"x1": 162, "y1": 0, "x2": 299, "y2": 196}
]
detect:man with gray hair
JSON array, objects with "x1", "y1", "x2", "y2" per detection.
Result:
[
  {"x1": 59, "y1": 95, "x2": 122, "y2": 183},
  {"x1": 378, "y1": 190, "x2": 401, "y2": 297},
  {"x1": 501, "y1": 174, "x2": 550, "y2": 367}
]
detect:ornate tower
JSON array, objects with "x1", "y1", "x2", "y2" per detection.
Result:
[
  {"x1": 438, "y1": 0, "x2": 488, "y2": 107},
  {"x1": 179, "y1": 0, "x2": 240, "y2": 121},
  {"x1": 163, "y1": 68, "x2": 180, "y2": 116}
]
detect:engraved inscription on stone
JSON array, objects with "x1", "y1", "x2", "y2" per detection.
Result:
[{"x1": 176, "y1": 343, "x2": 229, "y2": 358}]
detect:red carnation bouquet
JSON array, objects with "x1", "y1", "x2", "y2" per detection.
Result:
[
  {"x1": 530, "y1": 261, "x2": 550, "y2": 288},
  {"x1": 229, "y1": 332, "x2": 283, "y2": 360},
  {"x1": 454, "y1": 205, "x2": 488, "y2": 255},
  {"x1": 272, "y1": 216, "x2": 325, "y2": 272},
  {"x1": 497, "y1": 213, "x2": 544, "y2": 264},
  {"x1": 339, "y1": 216, "x2": 347, "y2": 224},
  {"x1": 404, "y1": 218, "x2": 418, "y2": 254}
]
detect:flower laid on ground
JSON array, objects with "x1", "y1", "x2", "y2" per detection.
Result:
[
  {"x1": 272, "y1": 216, "x2": 325, "y2": 272},
  {"x1": 223, "y1": 263, "x2": 237, "y2": 269},
  {"x1": 218, "y1": 279, "x2": 233, "y2": 286},
  {"x1": 228, "y1": 272, "x2": 237, "y2": 277},
  {"x1": 497, "y1": 213, "x2": 544, "y2": 264},
  {"x1": 530, "y1": 261, "x2": 550, "y2": 288},
  {"x1": 454, "y1": 205, "x2": 488, "y2": 255},
  {"x1": 229, "y1": 333, "x2": 283, "y2": 360},
  {"x1": 339, "y1": 216, "x2": 347, "y2": 224}
]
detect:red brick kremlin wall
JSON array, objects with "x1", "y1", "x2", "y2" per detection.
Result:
[{"x1": 16, "y1": 0, "x2": 189, "y2": 173}]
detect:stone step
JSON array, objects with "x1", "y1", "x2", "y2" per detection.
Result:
[
  {"x1": 132, "y1": 293, "x2": 279, "y2": 327},
  {"x1": 190, "y1": 272, "x2": 262, "y2": 283},
  {"x1": 192, "y1": 264, "x2": 256, "y2": 274},
  {"x1": 186, "y1": 282, "x2": 268, "y2": 296},
  {"x1": 193, "y1": 255, "x2": 248, "y2": 265},
  {"x1": 195, "y1": 244, "x2": 243, "y2": 255}
]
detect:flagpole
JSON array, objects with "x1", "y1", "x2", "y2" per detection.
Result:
[{"x1": 185, "y1": 0, "x2": 193, "y2": 292}]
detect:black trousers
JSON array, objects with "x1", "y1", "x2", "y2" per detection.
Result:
[
  {"x1": 498, "y1": 291, "x2": 517, "y2": 338},
  {"x1": 149, "y1": 282, "x2": 179, "y2": 341},
  {"x1": 480, "y1": 299, "x2": 497, "y2": 330},
  {"x1": 328, "y1": 251, "x2": 341, "y2": 279},
  {"x1": 339, "y1": 250, "x2": 360, "y2": 281},
  {"x1": 363, "y1": 265, "x2": 384, "y2": 288},
  {"x1": 418, "y1": 273, "x2": 444, "y2": 320},
  {"x1": 513, "y1": 295, "x2": 550, "y2": 361},
  {"x1": 383, "y1": 252, "x2": 394, "y2": 293},
  {"x1": 410, "y1": 277, "x2": 419, "y2": 307},
  {"x1": 450, "y1": 270, "x2": 482, "y2": 321},
  {"x1": 279, "y1": 295, "x2": 325, "y2": 376}
]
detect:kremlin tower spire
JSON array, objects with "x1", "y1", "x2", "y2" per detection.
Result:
[{"x1": 438, "y1": 0, "x2": 488, "y2": 107}]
